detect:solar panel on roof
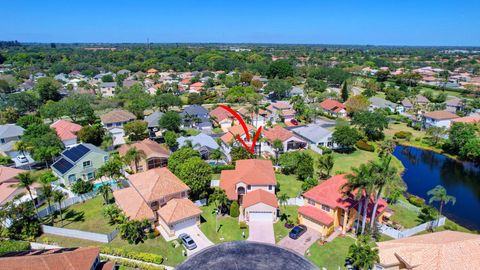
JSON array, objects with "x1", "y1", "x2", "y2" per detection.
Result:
[
  {"x1": 63, "y1": 144, "x2": 90, "y2": 162},
  {"x1": 52, "y1": 158, "x2": 74, "y2": 174}
]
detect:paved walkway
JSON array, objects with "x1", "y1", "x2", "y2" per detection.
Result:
[
  {"x1": 247, "y1": 220, "x2": 275, "y2": 244},
  {"x1": 175, "y1": 226, "x2": 214, "y2": 255},
  {"x1": 277, "y1": 228, "x2": 320, "y2": 255}
]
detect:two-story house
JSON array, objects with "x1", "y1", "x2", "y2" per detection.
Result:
[
  {"x1": 220, "y1": 159, "x2": 278, "y2": 222},
  {"x1": 112, "y1": 167, "x2": 202, "y2": 237},
  {"x1": 0, "y1": 166, "x2": 42, "y2": 206},
  {"x1": 181, "y1": 105, "x2": 212, "y2": 130},
  {"x1": 237, "y1": 107, "x2": 271, "y2": 128},
  {"x1": 118, "y1": 139, "x2": 170, "y2": 172},
  {"x1": 261, "y1": 126, "x2": 307, "y2": 157},
  {"x1": 298, "y1": 174, "x2": 388, "y2": 237},
  {"x1": 422, "y1": 110, "x2": 459, "y2": 129},
  {"x1": 51, "y1": 143, "x2": 109, "y2": 185},
  {"x1": 220, "y1": 124, "x2": 257, "y2": 161},
  {"x1": 319, "y1": 99, "x2": 347, "y2": 118},
  {"x1": 99, "y1": 82, "x2": 117, "y2": 97},
  {"x1": 209, "y1": 106, "x2": 237, "y2": 131},
  {"x1": 266, "y1": 101, "x2": 296, "y2": 123},
  {"x1": 100, "y1": 109, "x2": 137, "y2": 147}
]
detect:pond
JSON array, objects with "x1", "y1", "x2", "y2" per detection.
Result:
[{"x1": 393, "y1": 145, "x2": 480, "y2": 231}]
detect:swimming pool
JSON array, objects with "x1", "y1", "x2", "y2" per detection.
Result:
[{"x1": 93, "y1": 180, "x2": 117, "y2": 191}]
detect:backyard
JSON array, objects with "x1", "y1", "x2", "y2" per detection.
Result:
[
  {"x1": 276, "y1": 173, "x2": 303, "y2": 198},
  {"x1": 306, "y1": 236, "x2": 355, "y2": 269},
  {"x1": 199, "y1": 204, "x2": 249, "y2": 243}
]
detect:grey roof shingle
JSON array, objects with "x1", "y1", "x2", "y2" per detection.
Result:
[
  {"x1": 0, "y1": 124, "x2": 24, "y2": 139},
  {"x1": 145, "y1": 111, "x2": 164, "y2": 128},
  {"x1": 291, "y1": 124, "x2": 332, "y2": 144}
]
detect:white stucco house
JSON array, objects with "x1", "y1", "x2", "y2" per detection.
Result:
[{"x1": 422, "y1": 110, "x2": 460, "y2": 129}]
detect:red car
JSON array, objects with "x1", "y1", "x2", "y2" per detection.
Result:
[{"x1": 290, "y1": 119, "x2": 299, "y2": 126}]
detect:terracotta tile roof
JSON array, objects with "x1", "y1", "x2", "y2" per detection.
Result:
[
  {"x1": 298, "y1": 205, "x2": 334, "y2": 226},
  {"x1": 100, "y1": 109, "x2": 136, "y2": 124},
  {"x1": 220, "y1": 124, "x2": 255, "y2": 144},
  {"x1": 157, "y1": 198, "x2": 202, "y2": 225},
  {"x1": 243, "y1": 189, "x2": 278, "y2": 208},
  {"x1": 423, "y1": 110, "x2": 460, "y2": 120},
  {"x1": 147, "y1": 68, "x2": 158, "y2": 73},
  {"x1": 451, "y1": 115, "x2": 480, "y2": 124},
  {"x1": 303, "y1": 174, "x2": 388, "y2": 214},
  {"x1": 280, "y1": 109, "x2": 296, "y2": 116},
  {"x1": 271, "y1": 101, "x2": 292, "y2": 110},
  {"x1": 220, "y1": 159, "x2": 276, "y2": 200},
  {"x1": 262, "y1": 126, "x2": 297, "y2": 142},
  {"x1": 96, "y1": 261, "x2": 116, "y2": 270},
  {"x1": 112, "y1": 187, "x2": 156, "y2": 221},
  {"x1": 209, "y1": 106, "x2": 234, "y2": 123},
  {"x1": 377, "y1": 230, "x2": 480, "y2": 270},
  {"x1": 0, "y1": 166, "x2": 25, "y2": 184},
  {"x1": 319, "y1": 99, "x2": 346, "y2": 113},
  {"x1": 127, "y1": 167, "x2": 190, "y2": 202},
  {"x1": 190, "y1": 82, "x2": 204, "y2": 87},
  {"x1": 118, "y1": 139, "x2": 170, "y2": 159},
  {"x1": 0, "y1": 247, "x2": 100, "y2": 270},
  {"x1": 50, "y1": 120, "x2": 82, "y2": 141}
]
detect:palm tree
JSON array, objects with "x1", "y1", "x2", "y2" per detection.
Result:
[
  {"x1": 124, "y1": 147, "x2": 146, "y2": 173},
  {"x1": 15, "y1": 172, "x2": 38, "y2": 216},
  {"x1": 209, "y1": 148, "x2": 223, "y2": 165},
  {"x1": 317, "y1": 154, "x2": 334, "y2": 179},
  {"x1": 346, "y1": 235, "x2": 379, "y2": 270},
  {"x1": 98, "y1": 183, "x2": 112, "y2": 205},
  {"x1": 369, "y1": 156, "x2": 398, "y2": 229},
  {"x1": 272, "y1": 139, "x2": 283, "y2": 166},
  {"x1": 53, "y1": 190, "x2": 66, "y2": 226},
  {"x1": 41, "y1": 183, "x2": 53, "y2": 223},
  {"x1": 13, "y1": 140, "x2": 32, "y2": 170},
  {"x1": 278, "y1": 193, "x2": 289, "y2": 210},
  {"x1": 427, "y1": 185, "x2": 456, "y2": 218}
]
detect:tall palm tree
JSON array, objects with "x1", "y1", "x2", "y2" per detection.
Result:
[
  {"x1": 13, "y1": 140, "x2": 32, "y2": 170},
  {"x1": 427, "y1": 185, "x2": 456, "y2": 218},
  {"x1": 53, "y1": 190, "x2": 66, "y2": 226},
  {"x1": 369, "y1": 156, "x2": 398, "y2": 229},
  {"x1": 278, "y1": 193, "x2": 289, "y2": 210},
  {"x1": 124, "y1": 147, "x2": 146, "y2": 173},
  {"x1": 98, "y1": 183, "x2": 112, "y2": 205},
  {"x1": 346, "y1": 235, "x2": 379, "y2": 270},
  {"x1": 317, "y1": 154, "x2": 334, "y2": 179},
  {"x1": 272, "y1": 139, "x2": 283, "y2": 166},
  {"x1": 15, "y1": 172, "x2": 38, "y2": 216},
  {"x1": 41, "y1": 183, "x2": 53, "y2": 223}
]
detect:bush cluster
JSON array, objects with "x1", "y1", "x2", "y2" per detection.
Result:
[
  {"x1": 99, "y1": 255, "x2": 165, "y2": 270},
  {"x1": 355, "y1": 140, "x2": 375, "y2": 152},
  {"x1": 407, "y1": 194, "x2": 425, "y2": 207},
  {"x1": 100, "y1": 247, "x2": 163, "y2": 264},
  {"x1": 0, "y1": 240, "x2": 31, "y2": 255},
  {"x1": 210, "y1": 164, "x2": 235, "y2": 174},
  {"x1": 393, "y1": 131, "x2": 413, "y2": 140}
]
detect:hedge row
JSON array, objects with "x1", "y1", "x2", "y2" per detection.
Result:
[
  {"x1": 0, "y1": 240, "x2": 31, "y2": 255},
  {"x1": 407, "y1": 194, "x2": 425, "y2": 207},
  {"x1": 100, "y1": 246, "x2": 163, "y2": 264},
  {"x1": 99, "y1": 255, "x2": 165, "y2": 270},
  {"x1": 356, "y1": 140, "x2": 375, "y2": 152},
  {"x1": 210, "y1": 164, "x2": 235, "y2": 173},
  {"x1": 394, "y1": 131, "x2": 413, "y2": 139}
]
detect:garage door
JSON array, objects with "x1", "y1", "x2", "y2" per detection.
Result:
[
  {"x1": 249, "y1": 211, "x2": 272, "y2": 221},
  {"x1": 173, "y1": 217, "x2": 197, "y2": 231}
]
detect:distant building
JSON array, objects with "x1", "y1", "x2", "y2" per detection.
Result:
[
  {"x1": 319, "y1": 99, "x2": 347, "y2": 118},
  {"x1": 50, "y1": 119, "x2": 82, "y2": 147},
  {"x1": 99, "y1": 82, "x2": 117, "y2": 97},
  {"x1": 369, "y1": 97, "x2": 404, "y2": 113},
  {"x1": 181, "y1": 105, "x2": 212, "y2": 130},
  {"x1": 422, "y1": 110, "x2": 459, "y2": 129},
  {"x1": 100, "y1": 109, "x2": 136, "y2": 128},
  {"x1": 261, "y1": 126, "x2": 307, "y2": 157},
  {"x1": 118, "y1": 139, "x2": 170, "y2": 172},
  {"x1": 177, "y1": 133, "x2": 220, "y2": 160},
  {"x1": 209, "y1": 107, "x2": 237, "y2": 131},
  {"x1": 291, "y1": 124, "x2": 336, "y2": 153}
]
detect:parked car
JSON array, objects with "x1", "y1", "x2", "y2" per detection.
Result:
[
  {"x1": 288, "y1": 225, "x2": 307, "y2": 239},
  {"x1": 17, "y1": 155, "x2": 28, "y2": 163},
  {"x1": 179, "y1": 233, "x2": 197, "y2": 250},
  {"x1": 290, "y1": 119, "x2": 299, "y2": 126}
]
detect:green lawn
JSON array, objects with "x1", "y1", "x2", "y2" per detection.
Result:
[
  {"x1": 306, "y1": 236, "x2": 355, "y2": 269},
  {"x1": 276, "y1": 174, "x2": 303, "y2": 198},
  {"x1": 199, "y1": 204, "x2": 248, "y2": 243},
  {"x1": 37, "y1": 233, "x2": 186, "y2": 267},
  {"x1": 273, "y1": 205, "x2": 299, "y2": 243},
  {"x1": 388, "y1": 199, "x2": 422, "y2": 229}
]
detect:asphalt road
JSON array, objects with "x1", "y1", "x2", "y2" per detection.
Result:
[{"x1": 175, "y1": 241, "x2": 319, "y2": 270}]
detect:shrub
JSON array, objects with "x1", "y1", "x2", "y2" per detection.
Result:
[
  {"x1": 210, "y1": 164, "x2": 235, "y2": 174},
  {"x1": 407, "y1": 194, "x2": 425, "y2": 207},
  {"x1": 356, "y1": 140, "x2": 375, "y2": 152},
  {"x1": 100, "y1": 247, "x2": 163, "y2": 264},
  {"x1": 239, "y1": 221, "x2": 248, "y2": 229},
  {"x1": 230, "y1": 201, "x2": 240, "y2": 218},
  {"x1": 394, "y1": 131, "x2": 413, "y2": 140},
  {"x1": 100, "y1": 255, "x2": 165, "y2": 270},
  {"x1": 319, "y1": 146, "x2": 332, "y2": 154},
  {"x1": 0, "y1": 240, "x2": 30, "y2": 255},
  {"x1": 153, "y1": 228, "x2": 160, "y2": 237}
]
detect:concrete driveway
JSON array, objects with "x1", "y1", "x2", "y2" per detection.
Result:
[
  {"x1": 247, "y1": 221, "x2": 275, "y2": 244},
  {"x1": 277, "y1": 228, "x2": 321, "y2": 255},
  {"x1": 175, "y1": 226, "x2": 214, "y2": 255}
]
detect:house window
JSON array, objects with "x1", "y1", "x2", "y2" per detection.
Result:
[
  {"x1": 86, "y1": 172, "x2": 95, "y2": 180},
  {"x1": 247, "y1": 185, "x2": 251, "y2": 190},
  {"x1": 83, "y1": 160, "x2": 92, "y2": 168},
  {"x1": 268, "y1": 185, "x2": 273, "y2": 190},
  {"x1": 318, "y1": 142, "x2": 324, "y2": 146},
  {"x1": 307, "y1": 199, "x2": 315, "y2": 206},
  {"x1": 321, "y1": 204, "x2": 331, "y2": 212},
  {"x1": 137, "y1": 165, "x2": 144, "y2": 172},
  {"x1": 327, "y1": 141, "x2": 333, "y2": 147},
  {"x1": 147, "y1": 158, "x2": 167, "y2": 170},
  {"x1": 68, "y1": 174, "x2": 76, "y2": 182}
]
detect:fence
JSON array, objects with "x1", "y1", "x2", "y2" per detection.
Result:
[
  {"x1": 285, "y1": 197, "x2": 304, "y2": 206},
  {"x1": 379, "y1": 217, "x2": 446, "y2": 239},
  {"x1": 37, "y1": 190, "x2": 98, "y2": 219},
  {"x1": 41, "y1": 225, "x2": 118, "y2": 243}
]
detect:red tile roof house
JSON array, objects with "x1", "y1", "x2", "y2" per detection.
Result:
[
  {"x1": 50, "y1": 119, "x2": 82, "y2": 147},
  {"x1": 0, "y1": 166, "x2": 42, "y2": 206},
  {"x1": 118, "y1": 139, "x2": 170, "y2": 173},
  {"x1": 319, "y1": 99, "x2": 347, "y2": 118},
  {"x1": 220, "y1": 124, "x2": 257, "y2": 161},
  {"x1": 298, "y1": 174, "x2": 388, "y2": 238},
  {"x1": 209, "y1": 106, "x2": 238, "y2": 131},
  {"x1": 0, "y1": 247, "x2": 115, "y2": 270},
  {"x1": 237, "y1": 107, "x2": 271, "y2": 128},
  {"x1": 112, "y1": 167, "x2": 202, "y2": 238},
  {"x1": 220, "y1": 159, "x2": 278, "y2": 222},
  {"x1": 266, "y1": 101, "x2": 296, "y2": 123},
  {"x1": 422, "y1": 110, "x2": 460, "y2": 129},
  {"x1": 261, "y1": 126, "x2": 307, "y2": 157},
  {"x1": 189, "y1": 82, "x2": 205, "y2": 93}
]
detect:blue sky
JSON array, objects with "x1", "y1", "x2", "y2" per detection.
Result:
[{"x1": 2, "y1": 0, "x2": 480, "y2": 46}]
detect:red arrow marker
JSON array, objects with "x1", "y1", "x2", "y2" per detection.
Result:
[{"x1": 218, "y1": 104, "x2": 262, "y2": 154}]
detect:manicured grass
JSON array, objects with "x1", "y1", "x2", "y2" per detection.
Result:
[
  {"x1": 36, "y1": 234, "x2": 186, "y2": 267},
  {"x1": 199, "y1": 204, "x2": 248, "y2": 244},
  {"x1": 41, "y1": 196, "x2": 116, "y2": 234},
  {"x1": 276, "y1": 173, "x2": 303, "y2": 198},
  {"x1": 273, "y1": 205, "x2": 299, "y2": 243},
  {"x1": 389, "y1": 203, "x2": 421, "y2": 229},
  {"x1": 211, "y1": 173, "x2": 220, "y2": 180},
  {"x1": 384, "y1": 122, "x2": 424, "y2": 140},
  {"x1": 306, "y1": 236, "x2": 355, "y2": 269}
]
